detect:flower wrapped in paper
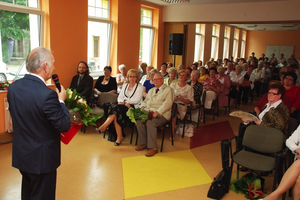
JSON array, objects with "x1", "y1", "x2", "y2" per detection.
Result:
[{"x1": 126, "y1": 108, "x2": 159, "y2": 124}]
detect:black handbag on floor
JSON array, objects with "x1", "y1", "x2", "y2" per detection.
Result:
[{"x1": 207, "y1": 138, "x2": 234, "y2": 199}]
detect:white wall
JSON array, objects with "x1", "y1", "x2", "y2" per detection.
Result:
[{"x1": 163, "y1": 0, "x2": 300, "y2": 23}]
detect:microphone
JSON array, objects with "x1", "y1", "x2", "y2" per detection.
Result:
[{"x1": 52, "y1": 74, "x2": 61, "y2": 92}]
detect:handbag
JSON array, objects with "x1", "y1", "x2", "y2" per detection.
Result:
[
  {"x1": 207, "y1": 168, "x2": 229, "y2": 199},
  {"x1": 176, "y1": 123, "x2": 194, "y2": 137}
]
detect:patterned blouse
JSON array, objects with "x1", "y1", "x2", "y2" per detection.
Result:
[
  {"x1": 202, "y1": 77, "x2": 222, "y2": 91},
  {"x1": 187, "y1": 81, "x2": 203, "y2": 105}
]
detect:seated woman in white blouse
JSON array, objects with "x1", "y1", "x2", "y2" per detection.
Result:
[
  {"x1": 96, "y1": 69, "x2": 143, "y2": 146},
  {"x1": 170, "y1": 69, "x2": 194, "y2": 136}
]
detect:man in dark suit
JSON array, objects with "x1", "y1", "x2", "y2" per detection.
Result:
[
  {"x1": 70, "y1": 61, "x2": 93, "y2": 102},
  {"x1": 7, "y1": 47, "x2": 70, "y2": 200}
]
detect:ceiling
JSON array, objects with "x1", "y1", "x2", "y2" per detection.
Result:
[{"x1": 140, "y1": 0, "x2": 300, "y2": 31}]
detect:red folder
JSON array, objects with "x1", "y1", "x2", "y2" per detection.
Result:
[{"x1": 61, "y1": 123, "x2": 82, "y2": 145}]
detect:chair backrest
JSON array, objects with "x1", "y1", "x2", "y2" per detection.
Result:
[
  {"x1": 97, "y1": 92, "x2": 118, "y2": 108},
  {"x1": 201, "y1": 90, "x2": 206, "y2": 105},
  {"x1": 243, "y1": 125, "x2": 284, "y2": 153},
  {"x1": 288, "y1": 117, "x2": 298, "y2": 138}
]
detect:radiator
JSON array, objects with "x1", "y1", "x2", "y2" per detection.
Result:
[{"x1": 4, "y1": 98, "x2": 13, "y2": 133}]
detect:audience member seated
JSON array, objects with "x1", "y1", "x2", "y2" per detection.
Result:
[
  {"x1": 229, "y1": 65, "x2": 244, "y2": 106},
  {"x1": 139, "y1": 66, "x2": 154, "y2": 85},
  {"x1": 288, "y1": 54, "x2": 298, "y2": 66},
  {"x1": 269, "y1": 53, "x2": 277, "y2": 65},
  {"x1": 94, "y1": 66, "x2": 117, "y2": 96},
  {"x1": 239, "y1": 65, "x2": 255, "y2": 104},
  {"x1": 277, "y1": 53, "x2": 287, "y2": 65},
  {"x1": 138, "y1": 62, "x2": 147, "y2": 81},
  {"x1": 202, "y1": 67, "x2": 221, "y2": 109},
  {"x1": 96, "y1": 69, "x2": 143, "y2": 146},
  {"x1": 225, "y1": 62, "x2": 235, "y2": 77},
  {"x1": 264, "y1": 127, "x2": 300, "y2": 200},
  {"x1": 135, "y1": 73, "x2": 174, "y2": 157},
  {"x1": 167, "y1": 62, "x2": 173, "y2": 69},
  {"x1": 160, "y1": 62, "x2": 169, "y2": 78},
  {"x1": 240, "y1": 84, "x2": 290, "y2": 142},
  {"x1": 191, "y1": 62, "x2": 198, "y2": 70},
  {"x1": 164, "y1": 67, "x2": 178, "y2": 86},
  {"x1": 198, "y1": 66, "x2": 209, "y2": 83},
  {"x1": 197, "y1": 60, "x2": 203, "y2": 69},
  {"x1": 116, "y1": 64, "x2": 127, "y2": 94},
  {"x1": 216, "y1": 66, "x2": 230, "y2": 108},
  {"x1": 170, "y1": 69, "x2": 194, "y2": 136},
  {"x1": 283, "y1": 72, "x2": 300, "y2": 118},
  {"x1": 259, "y1": 53, "x2": 265, "y2": 61},
  {"x1": 254, "y1": 80, "x2": 291, "y2": 115},
  {"x1": 187, "y1": 70, "x2": 203, "y2": 105},
  {"x1": 143, "y1": 68, "x2": 159, "y2": 98},
  {"x1": 271, "y1": 62, "x2": 280, "y2": 81},
  {"x1": 70, "y1": 61, "x2": 93, "y2": 103},
  {"x1": 252, "y1": 60, "x2": 265, "y2": 97},
  {"x1": 263, "y1": 159, "x2": 300, "y2": 200}
]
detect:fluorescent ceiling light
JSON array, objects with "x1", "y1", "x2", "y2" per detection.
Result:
[{"x1": 161, "y1": 0, "x2": 190, "y2": 3}]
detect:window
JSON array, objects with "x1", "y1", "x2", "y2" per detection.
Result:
[
  {"x1": 139, "y1": 8, "x2": 154, "y2": 66},
  {"x1": 194, "y1": 24, "x2": 205, "y2": 63},
  {"x1": 223, "y1": 26, "x2": 230, "y2": 60},
  {"x1": 88, "y1": 0, "x2": 109, "y2": 19},
  {"x1": 88, "y1": 0, "x2": 112, "y2": 75},
  {"x1": 0, "y1": 0, "x2": 42, "y2": 81},
  {"x1": 211, "y1": 24, "x2": 220, "y2": 61},
  {"x1": 232, "y1": 29, "x2": 240, "y2": 59},
  {"x1": 240, "y1": 30, "x2": 246, "y2": 58}
]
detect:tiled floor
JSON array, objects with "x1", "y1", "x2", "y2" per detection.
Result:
[{"x1": 0, "y1": 97, "x2": 293, "y2": 200}]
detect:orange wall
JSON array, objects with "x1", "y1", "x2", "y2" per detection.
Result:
[
  {"x1": 48, "y1": 0, "x2": 88, "y2": 88},
  {"x1": 245, "y1": 30, "x2": 300, "y2": 59}
]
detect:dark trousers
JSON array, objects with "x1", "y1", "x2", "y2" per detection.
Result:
[
  {"x1": 20, "y1": 169, "x2": 57, "y2": 200},
  {"x1": 239, "y1": 86, "x2": 251, "y2": 103},
  {"x1": 254, "y1": 81, "x2": 262, "y2": 96}
]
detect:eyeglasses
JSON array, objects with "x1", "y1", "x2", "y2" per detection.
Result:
[
  {"x1": 153, "y1": 78, "x2": 163, "y2": 81},
  {"x1": 129, "y1": 76, "x2": 136, "y2": 78},
  {"x1": 285, "y1": 77, "x2": 294, "y2": 81},
  {"x1": 267, "y1": 92, "x2": 279, "y2": 96}
]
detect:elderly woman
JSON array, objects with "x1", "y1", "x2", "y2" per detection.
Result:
[
  {"x1": 170, "y1": 69, "x2": 194, "y2": 136},
  {"x1": 96, "y1": 69, "x2": 143, "y2": 146},
  {"x1": 187, "y1": 70, "x2": 203, "y2": 105},
  {"x1": 202, "y1": 67, "x2": 221, "y2": 109},
  {"x1": 160, "y1": 62, "x2": 169, "y2": 78},
  {"x1": 198, "y1": 66, "x2": 209, "y2": 83},
  {"x1": 239, "y1": 65, "x2": 255, "y2": 104},
  {"x1": 139, "y1": 65, "x2": 154, "y2": 85},
  {"x1": 143, "y1": 68, "x2": 159, "y2": 98},
  {"x1": 229, "y1": 65, "x2": 244, "y2": 106},
  {"x1": 252, "y1": 60, "x2": 265, "y2": 97},
  {"x1": 116, "y1": 64, "x2": 127, "y2": 93},
  {"x1": 94, "y1": 66, "x2": 117, "y2": 95},
  {"x1": 164, "y1": 67, "x2": 178, "y2": 86},
  {"x1": 216, "y1": 66, "x2": 231, "y2": 108}
]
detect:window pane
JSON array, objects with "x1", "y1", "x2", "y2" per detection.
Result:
[
  {"x1": 88, "y1": 0, "x2": 109, "y2": 18},
  {"x1": 141, "y1": 8, "x2": 152, "y2": 26},
  {"x1": 88, "y1": 21, "x2": 112, "y2": 72},
  {"x1": 0, "y1": 0, "x2": 39, "y2": 8},
  {"x1": 139, "y1": 27, "x2": 154, "y2": 65},
  {"x1": 0, "y1": 10, "x2": 41, "y2": 81}
]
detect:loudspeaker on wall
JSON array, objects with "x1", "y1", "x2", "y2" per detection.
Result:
[{"x1": 169, "y1": 33, "x2": 183, "y2": 55}]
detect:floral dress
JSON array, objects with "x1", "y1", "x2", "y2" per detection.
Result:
[{"x1": 202, "y1": 77, "x2": 222, "y2": 109}]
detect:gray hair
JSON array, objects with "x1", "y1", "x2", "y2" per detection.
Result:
[
  {"x1": 26, "y1": 47, "x2": 53, "y2": 73},
  {"x1": 154, "y1": 73, "x2": 163, "y2": 79},
  {"x1": 118, "y1": 64, "x2": 126, "y2": 71},
  {"x1": 149, "y1": 68, "x2": 159, "y2": 75},
  {"x1": 191, "y1": 70, "x2": 200, "y2": 78}
]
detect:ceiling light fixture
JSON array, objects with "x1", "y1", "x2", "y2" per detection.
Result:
[{"x1": 161, "y1": 0, "x2": 190, "y2": 3}]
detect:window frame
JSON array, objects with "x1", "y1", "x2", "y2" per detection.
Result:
[{"x1": 194, "y1": 23, "x2": 205, "y2": 63}]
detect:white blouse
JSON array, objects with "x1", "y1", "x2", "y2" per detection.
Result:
[{"x1": 117, "y1": 83, "x2": 144, "y2": 108}]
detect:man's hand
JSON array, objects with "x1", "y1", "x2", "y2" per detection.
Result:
[
  {"x1": 153, "y1": 112, "x2": 160, "y2": 118},
  {"x1": 56, "y1": 85, "x2": 66, "y2": 101}
]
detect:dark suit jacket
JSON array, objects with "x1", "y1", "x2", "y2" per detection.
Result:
[
  {"x1": 70, "y1": 74, "x2": 94, "y2": 99},
  {"x1": 7, "y1": 74, "x2": 70, "y2": 174}
]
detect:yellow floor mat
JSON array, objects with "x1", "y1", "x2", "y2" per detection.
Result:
[{"x1": 122, "y1": 149, "x2": 212, "y2": 199}]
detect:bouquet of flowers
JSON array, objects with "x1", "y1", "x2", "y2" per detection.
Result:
[
  {"x1": 126, "y1": 107, "x2": 158, "y2": 124},
  {"x1": 0, "y1": 81, "x2": 13, "y2": 90},
  {"x1": 230, "y1": 173, "x2": 265, "y2": 199},
  {"x1": 65, "y1": 88, "x2": 103, "y2": 126}
]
